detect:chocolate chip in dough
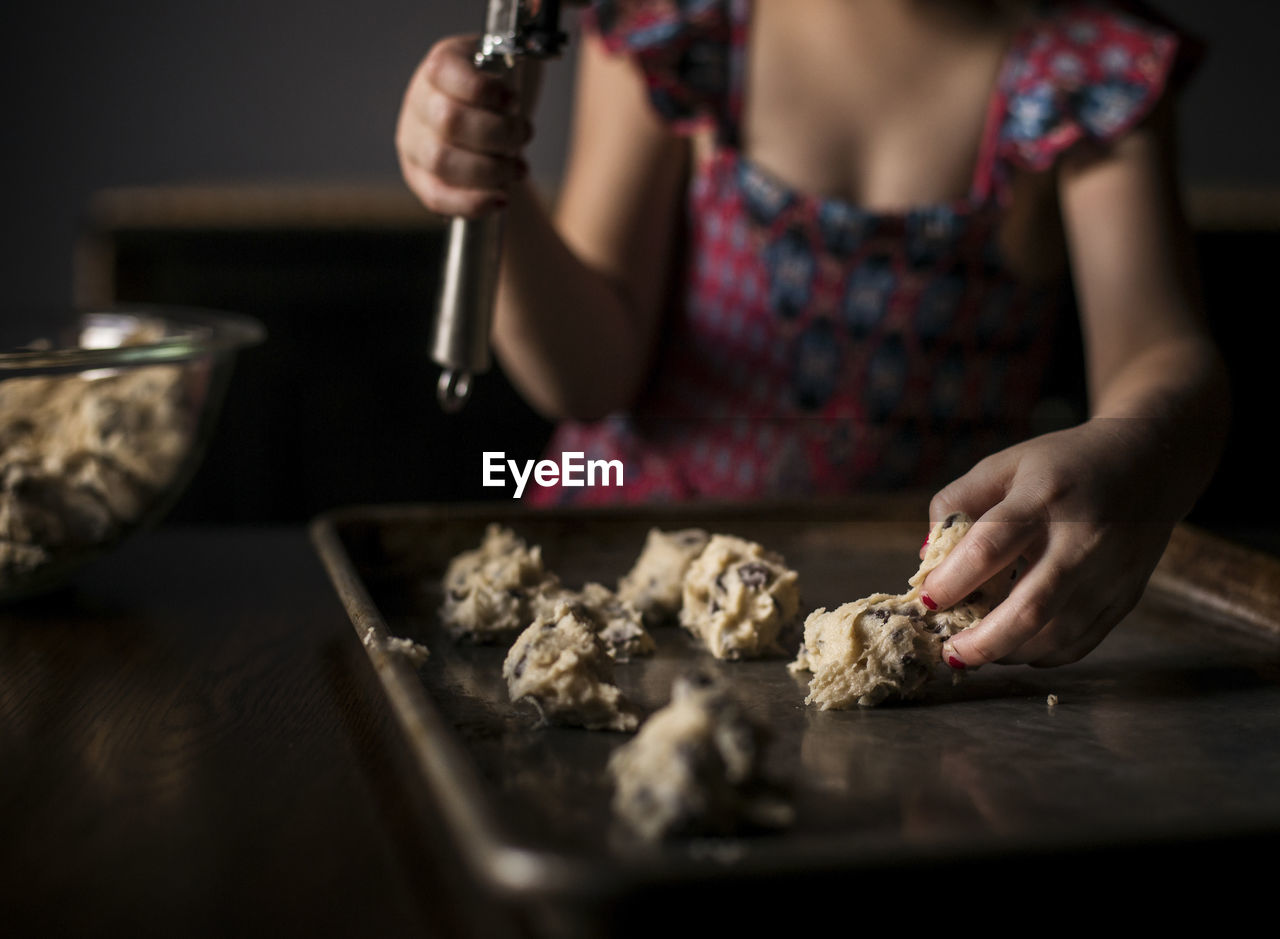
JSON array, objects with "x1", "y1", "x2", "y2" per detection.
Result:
[{"x1": 737, "y1": 563, "x2": 774, "y2": 589}]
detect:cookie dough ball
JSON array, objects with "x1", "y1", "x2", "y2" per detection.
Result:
[
  {"x1": 680, "y1": 535, "x2": 800, "y2": 660},
  {"x1": 532, "y1": 581, "x2": 655, "y2": 662},
  {"x1": 440, "y1": 525, "x2": 552, "y2": 642},
  {"x1": 608, "y1": 672, "x2": 792, "y2": 841},
  {"x1": 503, "y1": 600, "x2": 639, "y2": 732},
  {"x1": 793, "y1": 597, "x2": 943, "y2": 708},
  {"x1": 616, "y1": 527, "x2": 709, "y2": 624},
  {"x1": 791, "y1": 512, "x2": 989, "y2": 708}
]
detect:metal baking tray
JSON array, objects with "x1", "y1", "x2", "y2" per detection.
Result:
[{"x1": 311, "y1": 500, "x2": 1280, "y2": 923}]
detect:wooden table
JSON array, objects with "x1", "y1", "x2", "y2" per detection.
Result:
[
  {"x1": 5, "y1": 524, "x2": 1279, "y2": 936},
  {"x1": 0, "y1": 528, "x2": 497, "y2": 938}
]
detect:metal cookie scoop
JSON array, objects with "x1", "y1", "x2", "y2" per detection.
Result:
[{"x1": 431, "y1": 0, "x2": 567, "y2": 412}]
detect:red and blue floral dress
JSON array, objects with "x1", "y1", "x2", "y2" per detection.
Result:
[{"x1": 529, "y1": 0, "x2": 1197, "y2": 505}]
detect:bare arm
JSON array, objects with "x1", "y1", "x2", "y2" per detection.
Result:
[
  {"x1": 918, "y1": 106, "x2": 1229, "y2": 668},
  {"x1": 493, "y1": 34, "x2": 688, "y2": 419},
  {"x1": 396, "y1": 30, "x2": 687, "y2": 420},
  {"x1": 1065, "y1": 103, "x2": 1228, "y2": 495}
]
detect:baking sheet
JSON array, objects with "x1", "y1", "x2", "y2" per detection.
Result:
[{"x1": 311, "y1": 501, "x2": 1280, "y2": 906}]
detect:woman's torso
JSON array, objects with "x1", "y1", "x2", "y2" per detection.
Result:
[{"x1": 532, "y1": 0, "x2": 1189, "y2": 505}]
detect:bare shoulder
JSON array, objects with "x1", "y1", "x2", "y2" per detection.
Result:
[
  {"x1": 1056, "y1": 101, "x2": 1207, "y2": 394},
  {"x1": 1056, "y1": 99, "x2": 1190, "y2": 296},
  {"x1": 1001, "y1": 101, "x2": 1183, "y2": 288}
]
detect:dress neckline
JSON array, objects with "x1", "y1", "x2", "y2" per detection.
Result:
[{"x1": 715, "y1": 0, "x2": 1034, "y2": 220}]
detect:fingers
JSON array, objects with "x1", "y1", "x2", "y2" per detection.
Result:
[
  {"x1": 401, "y1": 161, "x2": 508, "y2": 219},
  {"x1": 995, "y1": 581, "x2": 1092, "y2": 665},
  {"x1": 1025, "y1": 594, "x2": 1133, "y2": 667},
  {"x1": 397, "y1": 35, "x2": 534, "y2": 217},
  {"x1": 920, "y1": 495, "x2": 1044, "y2": 614},
  {"x1": 941, "y1": 545, "x2": 1080, "y2": 668},
  {"x1": 923, "y1": 427, "x2": 1176, "y2": 671},
  {"x1": 1021, "y1": 558, "x2": 1150, "y2": 667},
  {"x1": 398, "y1": 117, "x2": 527, "y2": 188},
  {"x1": 418, "y1": 93, "x2": 533, "y2": 156},
  {"x1": 919, "y1": 445, "x2": 1015, "y2": 561},
  {"x1": 928, "y1": 448, "x2": 1017, "y2": 528},
  {"x1": 422, "y1": 36, "x2": 519, "y2": 112},
  {"x1": 942, "y1": 524, "x2": 1158, "y2": 669}
]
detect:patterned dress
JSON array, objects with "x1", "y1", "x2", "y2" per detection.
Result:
[{"x1": 529, "y1": 0, "x2": 1198, "y2": 505}]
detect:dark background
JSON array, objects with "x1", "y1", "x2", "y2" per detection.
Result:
[{"x1": 0, "y1": 1, "x2": 1276, "y2": 541}]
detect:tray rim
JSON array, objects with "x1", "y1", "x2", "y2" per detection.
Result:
[{"x1": 309, "y1": 500, "x2": 1280, "y2": 903}]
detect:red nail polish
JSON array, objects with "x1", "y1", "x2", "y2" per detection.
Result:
[
  {"x1": 947, "y1": 655, "x2": 966, "y2": 670},
  {"x1": 922, "y1": 534, "x2": 930, "y2": 550},
  {"x1": 921, "y1": 594, "x2": 938, "y2": 611}
]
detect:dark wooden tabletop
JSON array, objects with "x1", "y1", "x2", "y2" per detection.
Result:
[
  {"x1": 0, "y1": 527, "x2": 505, "y2": 938},
  {"x1": 6, "y1": 524, "x2": 1279, "y2": 936}
]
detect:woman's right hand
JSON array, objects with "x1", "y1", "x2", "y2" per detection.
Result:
[{"x1": 395, "y1": 35, "x2": 535, "y2": 218}]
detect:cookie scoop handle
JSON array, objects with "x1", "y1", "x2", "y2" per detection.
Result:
[
  {"x1": 433, "y1": 212, "x2": 504, "y2": 412},
  {"x1": 429, "y1": 0, "x2": 567, "y2": 413}
]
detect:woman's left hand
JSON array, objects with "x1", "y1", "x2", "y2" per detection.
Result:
[{"x1": 918, "y1": 418, "x2": 1178, "y2": 669}]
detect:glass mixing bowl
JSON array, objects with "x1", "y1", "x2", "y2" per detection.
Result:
[{"x1": 0, "y1": 305, "x2": 264, "y2": 600}]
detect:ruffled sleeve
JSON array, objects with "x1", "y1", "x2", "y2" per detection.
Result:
[
  {"x1": 991, "y1": 1, "x2": 1203, "y2": 175},
  {"x1": 582, "y1": 0, "x2": 736, "y2": 136}
]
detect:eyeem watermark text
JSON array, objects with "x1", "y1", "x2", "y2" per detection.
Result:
[{"x1": 483, "y1": 451, "x2": 623, "y2": 499}]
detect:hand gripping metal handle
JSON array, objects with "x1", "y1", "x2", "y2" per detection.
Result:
[{"x1": 430, "y1": 0, "x2": 566, "y2": 412}]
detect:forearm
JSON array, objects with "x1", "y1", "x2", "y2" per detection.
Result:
[
  {"x1": 1087, "y1": 333, "x2": 1230, "y2": 520},
  {"x1": 491, "y1": 182, "x2": 657, "y2": 421},
  {"x1": 1059, "y1": 106, "x2": 1230, "y2": 521}
]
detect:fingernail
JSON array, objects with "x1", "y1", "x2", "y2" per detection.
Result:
[
  {"x1": 943, "y1": 642, "x2": 966, "y2": 670},
  {"x1": 922, "y1": 534, "x2": 930, "y2": 550},
  {"x1": 921, "y1": 593, "x2": 938, "y2": 611}
]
